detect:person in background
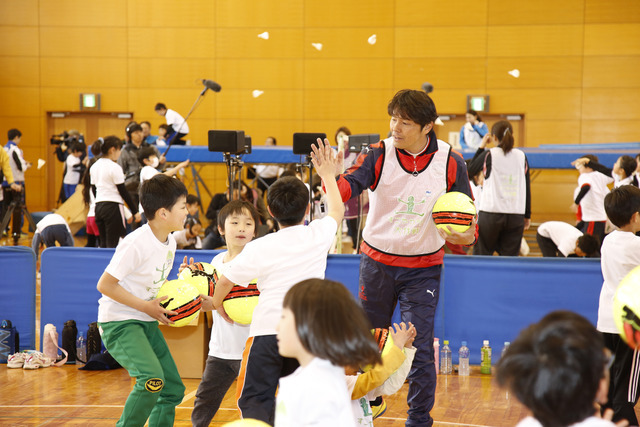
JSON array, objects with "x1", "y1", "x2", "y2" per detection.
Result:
[
  {"x1": 173, "y1": 217, "x2": 202, "y2": 249},
  {"x1": 2, "y1": 128, "x2": 31, "y2": 241},
  {"x1": 574, "y1": 155, "x2": 638, "y2": 189},
  {"x1": 155, "y1": 124, "x2": 171, "y2": 148},
  {"x1": 140, "y1": 121, "x2": 158, "y2": 145},
  {"x1": 571, "y1": 154, "x2": 612, "y2": 244},
  {"x1": 253, "y1": 136, "x2": 283, "y2": 194},
  {"x1": 459, "y1": 110, "x2": 488, "y2": 150},
  {"x1": 154, "y1": 103, "x2": 189, "y2": 146},
  {"x1": 31, "y1": 213, "x2": 74, "y2": 260},
  {"x1": 62, "y1": 141, "x2": 87, "y2": 200},
  {"x1": 186, "y1": 194, "x2": 201, "y2": 222},
  {"x1": 536, "y1": 221, "x2": 600, "y2": 258}
]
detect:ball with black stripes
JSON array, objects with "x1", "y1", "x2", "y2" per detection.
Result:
[
  {"x1": 157, "y1": 279, "x2": 202, "y2": 327},
  {"x1": 431, "y1": 191, "x2": 476, "y2": 234}
]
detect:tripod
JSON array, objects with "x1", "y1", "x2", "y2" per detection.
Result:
[{"x1": 1, "y1": 189, "x2": 36, "y2": 245}]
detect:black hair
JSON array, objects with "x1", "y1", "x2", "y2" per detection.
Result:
[
  {"x1": 576, "y1": 234, "x2": 600, "y2": 258},
  {"x1": 186, "y1": 194, "x2": 201, "y2": 206},
  {"x1": 137, "y1": 146, "x2": 157, "y2": 166},
  {"x1": 70, "y1": 140, "x2": 86, "y2": 154},
  {"x1": 159, "y1": 124, "x2": 171, "y2": 133},
  {"x1": 466, "y1": 156, "x2": 484, "y2": 183},
  {"x1": 126, "y1": 122, "x2": 143, "y2": 140},
  {"x1": 618, "y1": 155, "x2": 637, "y2": 179},
  {"x1": 154, "y1": 103, "x2": 167, "y2": 111},
  {"x1": 90, "y1": 139, "x2": 103, "y2": 157},
  {"x1": 139, "y1": 174, "x2": 188, "y2": 220},
  {"x1": 8, "y1": 128, "x2": 21, "y2": 141},
  {"x1": 82, "y1": 157, "x2": 99, "y2": 207},
  {"x1": 267, "y1": 176, "x2": 309, "y2": 226},
  {"x1": 283, "y1": 279, "x2": 382, "y2": 368},
  {"x1": 466, "y1": 109, "x2": 481, "y2": 122},
  {"x1": 583, "y1": 154, "x2": 599, "y2": 164},
  {"x1": 492, "y1": 120, "x2": 514, "y2": 155},
  {"x1": 184, "y1": 216, "x2": 201, "y2": 233},
  {"x1": 99, "y1": 136, "x2": 123, "y2": 155},
  {"x1": 604, "y1": 185, "x2": 640, "y2": 228},
  {"x1": 496, "y1": 310, "x2": 608, "y2": 427},
  {"x1": 266, "y1": 136, "x2": 277, "y2": 145},
  {"x1": 217, "y1": 200, "x2": 260, "y2": 237},
  {"x1": 387, "y1": 89, "x2": 438, "y2": 129}
]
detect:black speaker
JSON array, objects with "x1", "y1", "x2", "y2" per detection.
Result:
[
  {"x1": 293, "y1": 132, "x2": 327, "y2": 155},
  {"x1": 244, "y1": 136, "x2": 252, "y2": 154},
  {"x1": 208, "y1": 130, "x2": 245, "y2": 154},
  {"x1": 348, "y1": 134, "x2": 380, "y2": 152}
]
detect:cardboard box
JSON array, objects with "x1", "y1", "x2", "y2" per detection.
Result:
[{"x1": 159, "y1": 312, "x2": 211, "y2": 379}]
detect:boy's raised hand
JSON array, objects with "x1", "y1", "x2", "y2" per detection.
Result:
[
  {"x1": 178, "y1": 255, "x2": 195, "y2": 274},
  {"x1": 390, "y1": 322, "x2": 417, "y2": 349},
  {"x1": 311, "y1": 138, "x2": 343, "y2": 179}
]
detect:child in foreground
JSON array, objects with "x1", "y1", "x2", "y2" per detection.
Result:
[
  {"x1": 497, "y1": 310, "x2": 625, "y2": 427},
  {"x1": 274, "y1": 279, "x2": 381, "y2": 426},
  {"x1": 96, "y1": 174, "x2": 188, "y2": 427}
]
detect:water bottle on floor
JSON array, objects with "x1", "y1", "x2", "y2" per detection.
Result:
[
  {"x1": 458, "y1": 341, "x2": 470, "y2": 376},
  {"x1": 434, "y1": 338, "x2": 440, "y2": 374},
  {"x1": 501, "y1": 341, "x2": 510, "y2": 359},
  {"x1": 77, "y1": 332, "x2": 86, "y2": 364},
  {"x1": 440, "y1": 340, "x2": 452, "y2": 374},
  {"x1": 480, "y1": 340, "x2": 492, "y2": 374}
]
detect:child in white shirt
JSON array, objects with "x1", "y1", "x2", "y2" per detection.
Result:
[{"x1": 572, "y1": 154, "x2": 613, "y2": 244}]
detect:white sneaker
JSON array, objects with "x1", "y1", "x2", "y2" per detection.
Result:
[
  {"x1": 23, "y1": 352, "x2": 54, "y2": 369},
  {"x1": 7, "y1": 352, "x2": 26, "y2": 368}
]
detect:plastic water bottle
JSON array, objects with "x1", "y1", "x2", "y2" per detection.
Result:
[
  {"x1": 77, "y1": 332, "x2": 86, "y2": 364},
  {"x1": 433, "y1": 338, "x2": 440, "y2": 374},
  {"x1": 480, "y1": 340, "x2": 492, "y2": 374},
  {"x1": 501, "y1": 341, "x2": 510, "y2": 359},
  {"x1": 440, "y1": 340, "x2": 452, "y2": 374},
  {"x1": 458, "y1": 341, "x2": 470, "y2": 376}
]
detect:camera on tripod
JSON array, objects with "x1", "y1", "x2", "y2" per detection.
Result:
[{"x1": 50, "y1": 131, "x2": 85, "y2": 146}]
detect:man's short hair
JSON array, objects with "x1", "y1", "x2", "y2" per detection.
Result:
[
  {"x1": 8, "y1": 129, "x2": 21, "y2": 141},
  {"x1": 137, "y1": 146, "x2": 157, "y2": 166},
  {"x1": 154, "y1": 103, "x2": 167, "y2": 111},
  {"x1": 267, "y1": 176, "x2": 309, "y2": 226},
  {"x1": 576, "y1": 234, "x2": 600, "y2": 257},
  {"x1": 186, "y1": 194, "x2": 201, "y2": 206},
  {"x1": 387, "y1": 89, "x2": 438, "y2": 129},
  {"x1": 604, "y1": 185, "x2": 640, "y2": 228},
  {"x1": 126, "y1": 122, "x2": 143, "y2": 139},
  {"x1": 139, "y1": 174, "x2": 188, "y2": 220},
  {"x1": 496, "y1": 310, "x2": 608, "y2": 427}
]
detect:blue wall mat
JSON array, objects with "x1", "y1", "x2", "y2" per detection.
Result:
[{"x1": 0, "y1": 246, "x2": 36, "y2": 351}]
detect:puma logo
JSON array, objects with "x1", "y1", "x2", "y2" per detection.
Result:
[
  {"x1": 426, "y1": 289, "x2": 435, "y2": 297},
  {"x1": 145, "y1": 378, "x2": 164, "y2": 393}
]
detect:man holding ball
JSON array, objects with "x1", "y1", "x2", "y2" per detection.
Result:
[{"x1": 333, "y1": 89, "x2": 477, "y2": 426}]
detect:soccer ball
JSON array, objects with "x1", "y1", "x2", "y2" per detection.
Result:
[
  {"x1": 179, "y1": 262, "x2": 216, "y2": 297},
  {"x1": 431, "y1": 191, "x2": 476, "y2": 234},
  {"x1": 223, "y1": 280, "x2": 260, "y2": 325},
  {"x1": 613, "y1": 266, "x2": 640, "y2": 348},
  {"x1": 362, "y1": 328, "x2": 396, "y2": 372},
  {"x1": 156, "y1": 279, "x2": 202, "y2": 327}
]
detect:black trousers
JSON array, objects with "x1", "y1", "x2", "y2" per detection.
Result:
[
  {"x1": 95, "y1": 202, "x2": 126, "y2": 248},
  {"x1": 536, "y1": 233, "x2": 561, "y2": 257},
  {"x1": 191, "y1": 356, "x2": 241, "y2": 427},
  {"x1": 603, "y1": 332, "x2": 640, "y2": 425},
  {"x1": 474, "y1": 211, "x2": 525, "y2": 256}
]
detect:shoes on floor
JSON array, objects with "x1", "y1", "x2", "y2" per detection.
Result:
[
  {"x1": 7, "y1": 352, "x2": 27, "y2": 368},
  {"x1": 371, "y1": 397, "x2": 387, "y2": 420},
  {"x1": 23, "y1": 352, "x2": 54, "y2": 369}
]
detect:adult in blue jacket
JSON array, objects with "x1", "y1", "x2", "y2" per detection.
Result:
[{"x1": 459, "y1": 109, "x2": 488, "y2": 150}]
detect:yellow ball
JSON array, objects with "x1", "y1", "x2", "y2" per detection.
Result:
[
  {"x1": 223, "y1": 280, "x2": 260, "y2": 325},
  {"x1": 224, "y1": 419, "x2": 269, "y2": 427},
  {"x1": 431, "y1": 191, "x2": 476, "y2": 233},
  {"x1": 179, "y1": 262, "x2": 216, "y2": 297},
  {"x1": 362, "y1": 328, "x2": 395, "y2": 372},
  {"x1": 613, "y1": 266, "x2": 640, "y2": 349},
  {"x1": 157, "y1": 279, "x2": 202, "y2": 327}
]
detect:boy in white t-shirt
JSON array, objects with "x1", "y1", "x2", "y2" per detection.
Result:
[
  {"x1": 572, "y1": 154, "x2": 613, "y2": 244},
  {"x1": 204, "y1": 139, "x2": 344, "y2": 424},
  {"x1": 184, "y1": 200, "x2": 260, "y2": 426},
  {"x1": 597, "y1": 185, "x2": 640, "y2": 425},
  {"x1": 96, "y1": 174, "x2": 189, "y2": 427},
  {"x1": 62, "y1": 141, "x2": 86, "y2": 200},
  {"x1": 536, "y1": 221, "x2": 600, "y2": 258},
  {"x1": 31, "y1": 213, "x2": 74, "y2": 260}
]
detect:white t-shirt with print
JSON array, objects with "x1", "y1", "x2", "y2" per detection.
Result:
[
  {"x1": 138, "y1": 165, "x2": 159, "y2": 213},
  {"x1": 221, "y1": 216, "x2": 337, "y2": 337},
  {"x1": 98, "y1": 224, "x2": 177, "y2": 323},
  {"x1": 275, "y1": 357, "x2": 355, "y2": 427},
  {"x1": 208, "y1": 252, "x2": 250, "y2": 359},
  {"x1": 597, "y1": 230, "x2": 640, "y2": 333},
  {"x1": 91, "y1": 158, "x2": 125, "y2": 204}
]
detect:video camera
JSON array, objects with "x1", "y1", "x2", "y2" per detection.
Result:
[{"x1": 50, "y1": 131, "x2": 85, "y2": 146}]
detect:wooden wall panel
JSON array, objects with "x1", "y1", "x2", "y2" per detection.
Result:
[
  {"x1": 430, "y1": 90, "x2": 489, "y2": 115},
  {"x1": 304, "y1": 0, "x2": 393, "y2": 28},
  {"x1": 215, "y1": 90, "x2": 303, "y2": 120},
  {"x1": 530, "y1": 170, "x2": 581, "y2": 222},
  {"x1": 0, "y1": 27, "x2": 39, "y2": 57},
  {"x1": 40, "y1": 28, "x2": 127, "y2": 58},
  {"x1": 215, "y1": 29, "x2": 304, "y2": 58},
  {"x1": 582, "y1": 89, "x2": 640, "y2": 120},
  {"x1": 128, "y1": 58, "x2": 216, "y2": 88},
  {"x1": 303, "y1": 28, "x2": 393, "y2": 58},
  {"x1": 0, "y1": 0, "x2": 38, "y2": 26},
  {"x1": 128, "y1": 0, "x2": 215, "y2": 28},
  {"x1": 216, "y1": 59, "x2": 303, "y2": 89},
  {"x1": 395, "y1": 0, "x2": 487, "y2": 27},
  {"x1": 0, "y1": 57, "x2": 40, "y2": 87},
  {"x1": 128, "y1": 88, "x2": 217, "y2": 120},
  {"x1": 40, "y1": 88, "x2": 129, "y2": 112},
  {"x1": 585, "y1": 0, "x2": 640, "y2": 24},
  {"x1": 394, "y1": 58, "x2": 486, "y2": 90},
  {"x1": 487, "y1": 0, "x2": 584, "y2": 25},
  {"x1": 304, "y1": 89, "x2": 392, "y2": 121},
  {"x1": 584, "y1": 24, "x2": 640, "y2": 56},
  {"x1": 216, "y1": 0, "x2": 303, "y2": 28},
  {"x1": 304, "y1": 59, "x2": 393, "y2": 89},
  {"x1": 128, "y1": 28, "x2": 215, "y2": 59},
  {"x1": 581, "y1": 120, "x2": 640, "y2": 144},
  {"x1": 489, "y1": 89, "x2": 581, "y2": 120},
  {"x1": 583, "y1": 57, "x2": 640, "y2": 88},
  {"x1": 395, "y1": 27, "x2": 487, "y2": 58},
  {"x1": 487, "y1": 57, "x2": 583, "y2": 89},
  {"x1": 526, "y1": 120, "x2": 582, "y2": 146},
  {"x1": 215, "y1": 119, "x2": 305, "y2": 148},
  {"x1": 41, "y1": 58, "x2": 128, "y2": 88},
  {"x1": 0, "y1": 88, "x2": 40, "y2": 117},
  {"x1": 488, "y1": 25, "x2": 584, "y2": 57},
  {"x1": 39, "y1": 0, "x2": 126, "y2": 27}
]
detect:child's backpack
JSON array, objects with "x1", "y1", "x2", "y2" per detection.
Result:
[
  {"x1": 61, "y1": 320, "x2": 77, "y2": 364},
  {"x1": 43, "y1": 323, "x2": 68, "y2": 367},
  {"x1": 0, "y1": 320, "x2": 19, "y2": 363},
  {"x1": 86, "y1": 322, "x2": 102, "y2": 362}
]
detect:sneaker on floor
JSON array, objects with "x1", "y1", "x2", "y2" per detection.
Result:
[
  {"x1": 23, "y1": 352, "x2": 54, "y2": 369},
  {"x1": 371, "y1": 397, "x2": 387, "y2": 420},
  {"x1": 7, "y1": 352, "x2": 26, "y2": 368}
]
